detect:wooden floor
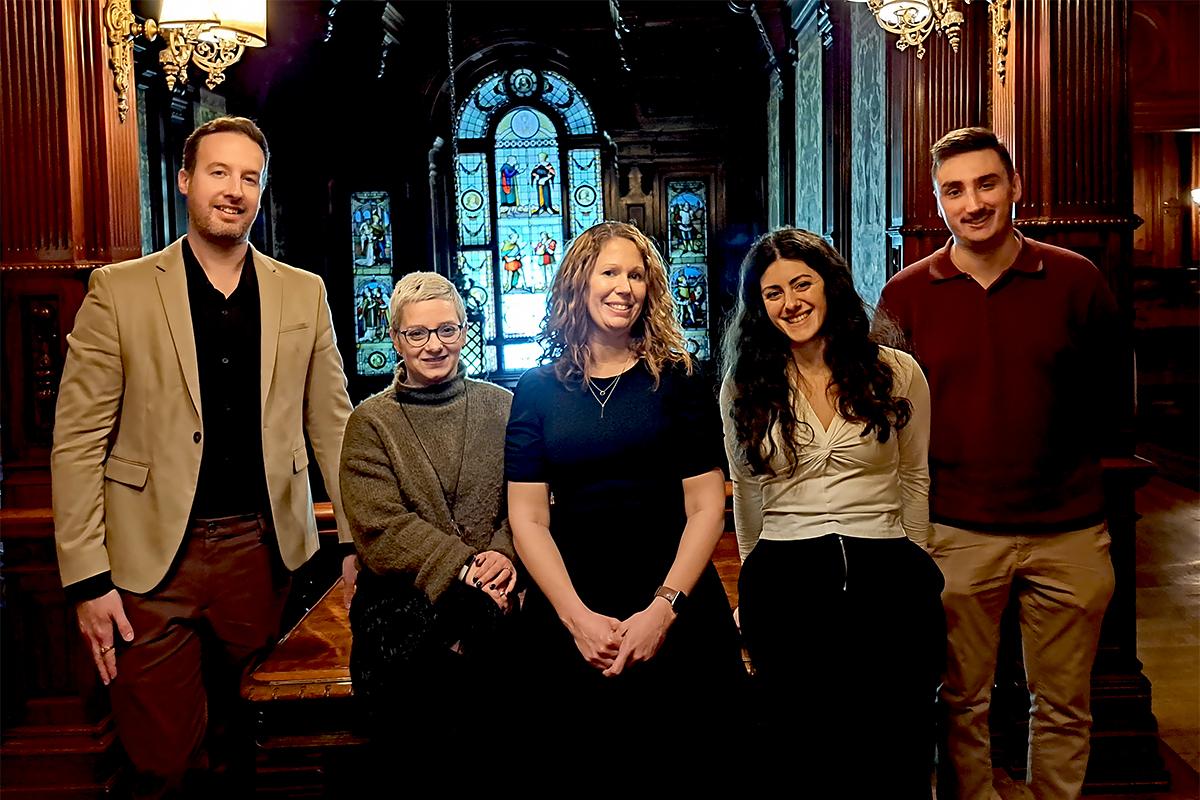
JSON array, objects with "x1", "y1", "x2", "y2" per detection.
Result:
[{"x1": 711, "y1": 476, "x2": 1200, "y2": 799}]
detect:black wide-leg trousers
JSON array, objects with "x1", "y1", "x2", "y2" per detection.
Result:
[{"x1": 739, "y1": 535, "x2": 947, "y2": 799}]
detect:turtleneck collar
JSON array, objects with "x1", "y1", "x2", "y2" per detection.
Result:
[{"x1": 391, "y1": 363, "x2": 468, "y2": 405}]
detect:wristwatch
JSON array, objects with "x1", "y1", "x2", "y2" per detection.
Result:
[{"x1": 654, "y1": 585, "x2": 687, "y2": 614}]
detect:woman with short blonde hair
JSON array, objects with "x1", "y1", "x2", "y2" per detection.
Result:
[{"x1": 340, "y1": 271, "x2": 517, "y2": 765}]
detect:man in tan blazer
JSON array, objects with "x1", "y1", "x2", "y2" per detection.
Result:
[{"x1": 52, "y1": 116, "x2": 354, "y2": 796}]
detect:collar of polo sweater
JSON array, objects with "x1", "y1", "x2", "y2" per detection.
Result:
[{"x1": 391, "y1": 363, "x2": 468, "y2": 405}]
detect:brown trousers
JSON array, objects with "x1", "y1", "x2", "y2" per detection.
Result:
[{"x1": 110, "y1": 514, "x2": 289, "y2": 798}]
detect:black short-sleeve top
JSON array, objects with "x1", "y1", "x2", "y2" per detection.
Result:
[{"x1": 504, "y1": 359, "x2": 724, "y2": 607}]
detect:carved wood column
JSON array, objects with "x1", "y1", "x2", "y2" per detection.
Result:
[
  {"x1": 1, "y1": 0, "x2": 142, "y2": 795},
  {"x1": 884, "y1": 0, "x2": 989, "y2": 275}
]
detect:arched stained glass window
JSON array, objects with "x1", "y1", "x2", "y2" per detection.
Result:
[{"x1": 452, "y1": 69, "x2": 604, "y2": 376}]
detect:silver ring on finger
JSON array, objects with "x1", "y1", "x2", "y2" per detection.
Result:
[{"x1": 99, "y1": 644, "x2": 113, "y2": 654}]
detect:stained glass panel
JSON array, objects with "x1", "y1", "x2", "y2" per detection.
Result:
[
  {"x1": 452, "y1": 71, "x2": 603, "y2": 376},
  {"x1": 351, "y1": 191, "x2": 396, "y2": 376},
  {"x1": 455, "y1": 250, "x2": 496, "y2": 340},
  {"x1": 542, "y1": 71, "x2": 596, "y2": 134},
  {"x1": 493, "y1": 105, "x2": 564, "y2": 370},
  {"x1": 568, "y1": 148, "x2": 602, "y2": 237},
  {"x1": 665, "y1": 180, "x2": 710, "y2": 360},
  {"x1": 456, "y1": 71, "x2": 507, "y2": 140},
  {"x1": 456, "y1": 152, "x2": 490, "y2": 247},
  {"x1": 509, "y1": 68, "x2": 537, "y2": 97}
]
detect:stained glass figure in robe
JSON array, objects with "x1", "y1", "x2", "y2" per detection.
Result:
[
  {"x1": 350, "y1": 191, "x2": 396, "y2": 376},
  {"x1": 499, "y1": 157, "x2": 520, "y2": 207},
  {"x1": 530, "y1": 153, "x2": 559, "y2": 214}
]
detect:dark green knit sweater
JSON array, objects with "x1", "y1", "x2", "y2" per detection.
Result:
[{"x1": 339, "y1": 368, "x2": 513, "y2": 602}]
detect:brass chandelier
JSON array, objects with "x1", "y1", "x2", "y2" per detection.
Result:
[
  {"x1": 104, "y1": 0, "x2": 268, "y2": 123},
  {"x1": 850, "y1": 0, "x2": 1011, "y2": 75}
]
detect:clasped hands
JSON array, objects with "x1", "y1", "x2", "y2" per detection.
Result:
[
  {"x1": 567, "y1": 598, "x2": 676, "y2": 678},
  {"x1": 464, "y1": 550, "x2": 518, "y2": 613}
]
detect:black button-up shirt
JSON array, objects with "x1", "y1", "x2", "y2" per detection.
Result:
[{"x1": 183, "y1": 238, "x2": 269, "y2": 519}]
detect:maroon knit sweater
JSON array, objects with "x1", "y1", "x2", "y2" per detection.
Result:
[{"x1": 877, "y1": 233, "x2": 1124, "y2": 533}]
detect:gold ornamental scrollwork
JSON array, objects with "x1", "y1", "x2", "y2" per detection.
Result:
[
  {"x1": 103, "y1": 0, "x2": 157, "y2": 123},
  {"x1": 990, "y1": 0, "x2": 1012, "y2": 85},
  {"x1": 191, "y1": 37, "x2": 247, "y2": 90},
  {"x1": 867, "y1": 0, "x2": 965, "y2": 59}
]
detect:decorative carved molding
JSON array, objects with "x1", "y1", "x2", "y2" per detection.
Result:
[
  {"x1": 990, "y1": 0, "x2": 1011, "y2": 85},
  {"x1": 377, "y1": 4, "x2": 404, "y2": 80},
  {"x1": 817, "y1": 2, "x2": 833, "y2": 49},
  {"x1": 895, "y1": 215, "x2": 1143, "y2": 235},
  {"x1": 23, "y1": 298, "x2": 61, "y2": 444},
  {"x1": 324, "y1": 0, "x2": 342, "y2": 43},
  {"x1": 102, "y1": 0, "x2": 157, "y2": 122},
  {"x1": 0, "y1": 263, "x2": 108, "y2": 272},
  {"x1": 730, "y1": 1, "x2": 785, "y2": 78},
  {"x1": 609, "y1": 0, "x2": 633, "y2": 73}
]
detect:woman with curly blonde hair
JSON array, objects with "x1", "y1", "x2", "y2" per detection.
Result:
[
  {"x1": 540, "y1": 221, "x2": 692, "y2": 388},
  {"x1": 506, "y1": 221, "x2": 743, "y2": 764}
]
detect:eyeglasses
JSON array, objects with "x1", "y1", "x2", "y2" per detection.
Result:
[{"x1": 394, "y1": 323, "x2": 465, "y2": 346}]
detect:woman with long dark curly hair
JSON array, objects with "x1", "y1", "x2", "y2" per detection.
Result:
[
  {"x1": 506, "y1": 221, "x2": 743, "y2": 765},
  {"x1": 721, "y1": 228, "x2": 945, "y2": 796}
]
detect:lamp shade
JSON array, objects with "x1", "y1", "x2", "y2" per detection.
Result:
[
  {"x1": 203, "y1": 0, "x2": 268, "y2": 47},
  {"x1": 158, "y1": 0, "x2": 218, "y2": 27}
]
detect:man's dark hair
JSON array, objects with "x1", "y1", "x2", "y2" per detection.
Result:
[
  {"x1": 930, "y1": 127, "x2": 1014, "y2": 184},
  {"x1": 182, "y1": 116, "x2": 269, "y2": 177}
]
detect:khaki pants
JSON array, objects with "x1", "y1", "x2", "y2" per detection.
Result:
[{"x1": 931, "y1": 524, "x2": 1114, "y2": 800}]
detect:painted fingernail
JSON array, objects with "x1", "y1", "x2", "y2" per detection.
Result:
[
  {"x1": 475, "y1": 557, "x2": 483, "y2": 566},
  {"x1": 474, "y1": 579, "x2": 482, "y2": 587},
  {"x1": 489, "y1": 583, "x2": 496, "y2": 590}
]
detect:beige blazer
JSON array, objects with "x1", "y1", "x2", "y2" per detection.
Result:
[{"x1": 52, "y1": 238, "x2": 353, "y2": 594}]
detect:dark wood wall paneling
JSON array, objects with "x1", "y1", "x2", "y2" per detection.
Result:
[
  {"x1": 1, "y1": 1, "x2": 146, "y2": 795},
  {"x1": 1, "y1": 0, "x2": 142, "y2": 506},
  {"x1": 1129, "y1": 0, "x2": 1200, "y2": 134}
]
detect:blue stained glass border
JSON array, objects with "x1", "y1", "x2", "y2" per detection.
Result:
[
  {"x1": 568, "y1": 148, "x2": 602, "y2": 237},
  {"x1": 542, "y1": 71, "x2": 596, "y2": 134},
  {"x1": 456, "y1": 152, "x2": 491, "y2": 247}
]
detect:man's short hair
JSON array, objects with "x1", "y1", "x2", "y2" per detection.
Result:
[
  {"x1": 182, "y1": 116, "x2": 270, "y2": 177},
  {"x1": 930, "y1": 127, "x2": 1014, "y2": 184}
]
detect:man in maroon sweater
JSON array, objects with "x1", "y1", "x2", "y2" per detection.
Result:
[{"x1": 878, "y1": 128, "x2": 1121, "y2": 800}]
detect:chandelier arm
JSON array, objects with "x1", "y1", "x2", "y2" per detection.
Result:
[{"x1": 192, "y1": 36, "x2": 246, "y2": 90}]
